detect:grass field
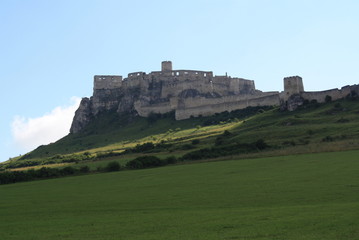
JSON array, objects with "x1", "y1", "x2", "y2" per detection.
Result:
[{"x1": 1, "y1": 150, "x2": 359, "y2": 240}]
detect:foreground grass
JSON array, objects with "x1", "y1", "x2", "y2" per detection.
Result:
[{"x1": 1, "y1": 150, "x2": 359, "y2": 239}]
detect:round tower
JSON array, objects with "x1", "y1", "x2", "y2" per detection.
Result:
[
  {"x1": 161, "y1": 61, "x2": 172, "y2": 72},
  {"x1": 284, "y1": 76, "x2": 304, "y2": 96}
]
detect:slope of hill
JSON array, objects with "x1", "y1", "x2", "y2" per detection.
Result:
[{"x1": 2, "y1": 98, "x2": 359, "y2": 171}]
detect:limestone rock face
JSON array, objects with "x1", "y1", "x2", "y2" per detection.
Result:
[
  {"x1": 70, "y1": 98, "x2": 93, "y2": 134},
  {"x1": 116, "y1": 87, "x2": 141, "y2": 113},
  {"x1": 70, "y1": 87, "x2": 141, "y2": 133},
  {"x1": 281, "y1": 94, "x2": 304, "y2": 111}
]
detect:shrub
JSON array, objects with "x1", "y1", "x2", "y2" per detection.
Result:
[
  {"x1": 61, "y1": 166, "x2": 76, "y2": 175},
  {"x1": 334, "y1": 102, "x2": 342, "y2": 108},
  {"x1": 346, "y1": 90, "x2": 358, "y2": 100},
  {"x1": 336, "y1": 118, "x2": 349, "y2": 123},
  {"x1": 79, "y1": 165, "x2": 90, "y2": 173},
  {"x1": 322, "y1": 136, "x2": 334, "y2": 142},
  {"x1": 282, "y1": 141, "x2": 296, "y2": 146},
  {"x1": 131, "y1": 142, "x2": 155, "y2": 153},
  {"x1": 191, "y1": 139, "x2": 200, "y2": 145},
  {"x1": 215, "y1": 136, "x2": 224, "y2": 146},
  {"x1": 325, "y1": 95, "x2": 332, "y2": 103},
  {"x1": 164, "y1": 156, "x2": 177, "y2": 164},
  {"x1": 126, "y1": 156, "x2": 163, "y2": 169},
  {"x1": 181, "y1": 144, "x2": 194, "y2": 150},
  {"x1": 255, "y1": 139, "x2": 268, "y2": 150},
  {"x1": 96, "y1": 151, "x2": 122, "y2": 159},
  {"x1": 182, "y1": 139, "x2": 270, "y2": 161},
  {"x1": 106, "y1": 161, "x2": 121, "y2": 172},
  {"x1": 310, "y1": 99, "x2": 318, "y2": 104},
  {"x1": 147, "y1": 112, "x2": 161, "y2": 124},
  {"x1": 223, "y1": 130, "x2": 232, "y2": 136}
]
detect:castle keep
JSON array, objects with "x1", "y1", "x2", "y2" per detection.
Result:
[{"x1": 70, "y1": 61, "x2": 359, "y2": 133}]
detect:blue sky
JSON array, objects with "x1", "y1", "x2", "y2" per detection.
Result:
[{"x1": 1, "y1": 0, "x2": 359, "y2": 162}]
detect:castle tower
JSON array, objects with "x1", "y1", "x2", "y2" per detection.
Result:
[
  {"x1": 283, "y1": 76, "x2": 304, "y2": 97},
  {"x1": 161, "y1": 61, "x2": 172, "y2": 72}
]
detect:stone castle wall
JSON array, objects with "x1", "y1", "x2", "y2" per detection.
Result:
[
  {"x1": 175, "y1": 94, "x2": 281, "y2": 120},
  {"x1": 70, "y1": 61, "x2": 359, "y2": 134},
  {"x1": 94, "y1": 75, "x2": 123, "y2": 90},
  {"x1": 301, "y1": 85, "x2": 359, "y2": 103},
  {"x1": 133, "y1": 91, "x2": 280, "y2": 120}
]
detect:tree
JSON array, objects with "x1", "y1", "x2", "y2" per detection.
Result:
[{"x1": 325, "y1": 95, "x2": 332, "y2": 103}]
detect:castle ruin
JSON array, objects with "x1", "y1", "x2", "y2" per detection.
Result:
[{"x1": 70, "y1": 61, "x2": 359, "y2": 133}]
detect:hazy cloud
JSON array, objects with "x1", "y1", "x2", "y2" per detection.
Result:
[{"x1": 11, "y1": 97, "x2": 81, "y2": 152}]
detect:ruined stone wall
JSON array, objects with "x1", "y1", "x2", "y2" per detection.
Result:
[
  {"x1": 94, "y1": 75, "x2": 123, "y2": 90},
  {"x1": 301, "y1": 85, "x2": 359, "y2": 103},
  {"x1": 134, "y1": 101, "x2": 173, "y2": 117},
  {"x1": 178, "y1": 92, "x2": 279, "y2": 109},
  {"x1": 175, "y1": 94, "x2": 280, "y2": 120},
  {"x1": 150, "y1": 70, "x2": 213, "y2": 80},
  {"x1": 122, "y1": 75, "x2": 144, "y2": 88},
  {"x1": 161, "y1": 79, "x2": 213, "y2": 98},
  {"x1": 158, "y1": 74, "x2": 255, "y2": 98}
]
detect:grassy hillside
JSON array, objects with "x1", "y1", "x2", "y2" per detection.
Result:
[
  {"x1": 2, "y1": 98, "x2": 359, "y2": 171},
  {"x1": 1, "y1": 150, "x2": 359, "y2": 239}
]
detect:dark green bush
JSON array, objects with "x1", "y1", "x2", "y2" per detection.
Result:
[
  {"x1": 106, "y1": 161, "x2": 121, "y2": 172},
  {"x1": 322, "y1": 136, "x2": 334, "y2": 142},
  {"x1": 182, "y1": 139, "x2": 270, "y2": 161},
  {"x1": 126, "y1": 156, "x2": 163, "y2": 169},
  {"x1": 79, "y1": 165, "x2": 90, "y2": 173},
  {"x1": 61, "y1": 166, "x2": 76, "y2": 175},
  {"x1": 126, "y1": 142, "x2": 155, "y2": 153},
  {"x1": 255, "y1": 139, "x2": 268, "y2": 150},
  {"x1": 325, "y1": 95, "x2": 332, "y2": 103},
  {"x1": 181, "y1": 144, "x2": 195, "y2": 150},
  {"x1": 164, "y1": 156, "x2": 177, "y2": 164}
]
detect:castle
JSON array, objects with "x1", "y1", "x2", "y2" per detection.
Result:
[{"x1": 70, "y1": 61, "x2": 359, "y2": 133}]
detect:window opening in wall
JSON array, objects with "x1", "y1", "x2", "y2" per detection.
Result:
[
  {"x1": 172, "y1": 72, "x2": 175, "y2": 76},
  {"x1": 176, "y1": 72, "x2": 179, "y2": 76},
  {"x1": 204, "y1": 73, "x2": 207, "y2": 77}
]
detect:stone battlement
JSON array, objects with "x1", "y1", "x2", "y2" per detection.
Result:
[{"x1": 94, "y1": 75, "x2": 122, "y2": 90}]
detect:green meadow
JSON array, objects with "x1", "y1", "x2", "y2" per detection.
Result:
[{"x1": 1, "y1": 150, "x2": 359, "y2": 240}]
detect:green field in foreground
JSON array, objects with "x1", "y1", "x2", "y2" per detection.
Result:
[{"x1": 1, "y1": 150, "x2": 359, "y2": 240}]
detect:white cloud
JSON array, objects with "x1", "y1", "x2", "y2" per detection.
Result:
[{"x1": 11, "y1": 97, "x2": 81, "y2": 152}]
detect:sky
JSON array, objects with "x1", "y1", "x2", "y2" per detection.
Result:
[{"x1": 1, "y1": 0, "x2": 359, "y2": 162}]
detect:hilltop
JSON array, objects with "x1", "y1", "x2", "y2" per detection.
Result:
[{"x1": 70, "y1": 61, "x2": 359, "y2": 133}]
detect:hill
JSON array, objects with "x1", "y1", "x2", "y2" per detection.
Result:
[{"x1": 2, "y1": 97, "x2": 359, "y2": 172}]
